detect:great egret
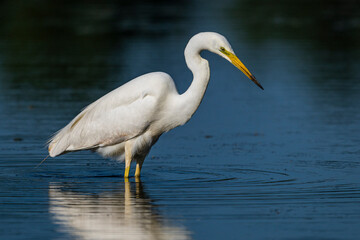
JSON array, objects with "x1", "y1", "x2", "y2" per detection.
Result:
[{"x1": 48, "y1": 32, "x2": 263, "y2": 178}]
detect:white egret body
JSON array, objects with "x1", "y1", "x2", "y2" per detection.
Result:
[{"x1": 48, "y1": 32, "x2": 263, "y2": 178}]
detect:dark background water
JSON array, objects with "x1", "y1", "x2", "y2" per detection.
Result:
[{"x1": 1, "y1": 0, "x2": 360, "y2": 239}]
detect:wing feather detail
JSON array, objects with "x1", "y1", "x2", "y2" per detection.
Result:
[
  {"x1": 48, "y1": 72, "x2": 175, "y2": 157},
  {"x1": 49, "y1": 94, "x2": 156, "y2": 157},
  {"x1": 48, "y1": 87, "x2": 162, "y2": 156}
]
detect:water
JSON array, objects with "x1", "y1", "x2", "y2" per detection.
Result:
[{"x1": 1, "y1": 0, "x2": 360, "y2": 239}]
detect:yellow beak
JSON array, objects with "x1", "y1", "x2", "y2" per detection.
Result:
[{"x1": 226, "y1": 51, "x2": 263, "y2": 90}]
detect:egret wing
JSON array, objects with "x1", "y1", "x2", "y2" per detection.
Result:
[{"x1": 49, "y1": 89, "x2": 157, "y2": 157}]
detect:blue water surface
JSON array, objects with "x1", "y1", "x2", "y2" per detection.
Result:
[{"x1": 0, "y1": 0, "x2": 360, "y2": 239}]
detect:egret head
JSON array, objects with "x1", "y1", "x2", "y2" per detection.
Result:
[{"x1": 203, "y1": 32, "x2": 264, "y2": 90}]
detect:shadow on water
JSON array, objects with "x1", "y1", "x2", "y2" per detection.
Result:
[{"x1": 49, "y1": 180, "x2": 191, "y2": 240}]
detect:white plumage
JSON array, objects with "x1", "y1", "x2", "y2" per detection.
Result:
[{"x1": 48, "y1": 32, "x2": 263, "y2": 178}]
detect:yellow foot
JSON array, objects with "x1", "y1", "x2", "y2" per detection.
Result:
[
  {"x1": 134, "y1": 163, "x2": 142, "y2": 178},
  {"x1": 124, "y1": 166, "x2": 130, "y2": 178}
]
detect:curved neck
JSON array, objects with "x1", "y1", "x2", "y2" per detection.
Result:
[{"x1": 178, "y1": 40, "x2": 210, "y2": 121}]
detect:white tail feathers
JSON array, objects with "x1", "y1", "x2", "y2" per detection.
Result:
[
  {"x1": 48, "y1": 131, "x2": 71, "y2": 157},
  {"x1": 48, "y1": 141, "x2": 66, "y2": 157}
]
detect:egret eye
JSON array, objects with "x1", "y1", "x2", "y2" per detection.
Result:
[{"x1": 219, "y1": 47, "x2": 230, "y2": 56}]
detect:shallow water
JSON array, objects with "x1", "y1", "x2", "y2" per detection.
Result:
[{"x1": 1, "y1": 0, "x2": 360, "y2": 239}]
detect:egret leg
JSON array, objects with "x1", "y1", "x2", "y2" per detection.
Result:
[
  {"x1": 124, "y1": 142, "x2": 132, "y2": 178},
  {"x1": 134, "y1": 162, "x2": 143, "y2": 178},
  {"x1": 124, "y1": 166, "x2": 130, "y2": 179}
]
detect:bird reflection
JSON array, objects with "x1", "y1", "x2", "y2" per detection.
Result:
[{"x1": 49, "y1": 180, "x2": 190, "y2": 240}]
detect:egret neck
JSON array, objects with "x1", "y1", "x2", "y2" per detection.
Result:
[{"x1": 178, "y1": 36, "x2": 211, "y2": 124}]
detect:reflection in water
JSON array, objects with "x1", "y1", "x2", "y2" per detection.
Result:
[{"x1": 49, "y1": 181, "x2": 190, "y2": 240}]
